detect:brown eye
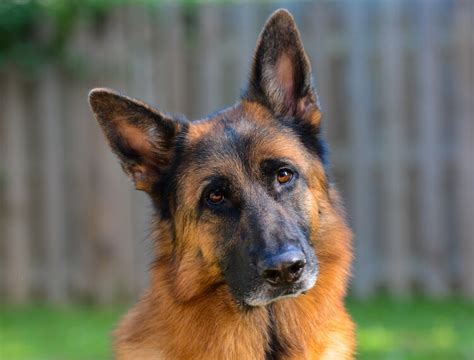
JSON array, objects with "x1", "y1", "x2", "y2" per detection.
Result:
[
  {"x1": 207, "y1": 190, "x2": 224, "y2": 204},
  {"x1": 276, "y1": 168, "x2": 293, "y2": 184}
]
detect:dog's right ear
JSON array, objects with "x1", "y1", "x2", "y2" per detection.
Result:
[
  {"x1": 244, "y1": 9, "x2": 318, "y2": 119},
  {"x1": 88, "y1": 88, "x2": 182, "y2": 192}
]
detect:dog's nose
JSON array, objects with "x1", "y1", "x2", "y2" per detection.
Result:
[{"x1": 258, "y1": 250, "x2": 306, "y2": 286}]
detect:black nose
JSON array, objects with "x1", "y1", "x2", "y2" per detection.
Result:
[{"x1": 258, "y1": 250, "x2": 306, "y2": 286}]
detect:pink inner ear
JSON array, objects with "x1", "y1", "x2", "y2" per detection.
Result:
[
  {"x1": 275, "y1": 53, "x2": 296, "y2": 114},
  {"x1": 117, "y1": 120, "x2": 154, "y2": 159}
]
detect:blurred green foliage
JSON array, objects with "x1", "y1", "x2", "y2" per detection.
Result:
[
  {"x1": 0, "y1": 0, "x2": 242, "y2": 74},
  {"x1": 0, "y1": 0, "x2": 113, "y2": 72},
  {"x1": 1, "y1": 298, "x2": 473, "y2": 360}
]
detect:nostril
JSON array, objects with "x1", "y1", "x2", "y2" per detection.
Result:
[
  {"x1": 288, "y1": 260, "x2": 305, "y2": 276},
  {"x1": 262, "y1": 269, "x2": 282, "y2": 285},
  {"x1": 285, "y1": 259, "x2": 305, "y2": 283},
  {"x1": 259, "y1": 251, "x2": 306, "y2": 286}
]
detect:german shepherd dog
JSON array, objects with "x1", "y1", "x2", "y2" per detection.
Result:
[{"x1": 89, "y1": 9, "x2": 354, "y2": 359}]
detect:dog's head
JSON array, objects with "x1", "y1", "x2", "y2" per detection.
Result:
[{"x1": 89, "y1": 10, "x2": 331, "y2": 307}]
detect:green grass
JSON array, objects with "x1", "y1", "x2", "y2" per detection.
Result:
[
  {"x1": 1, "y1": 298, "x2": 473, "y2": 360},
  {"x1": 0, "y1": 305, "x2": 123, "y2": 360},
  {"x1": 348, "y1": 298, "x2": 474, "y2": 359}
]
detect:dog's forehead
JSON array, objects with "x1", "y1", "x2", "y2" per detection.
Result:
[
  {"x1": 176, "y1": 102, "x2": 311, "y2": 196},
  {"x1": 188, "y1": 118, "x2": 268, "y2": 165},
  {"x1": 185, "y1": 103, "x2": 302, "y2": 169},
  {"x1": 187, "y1": 102, "x2": 273, "y2": 142}
]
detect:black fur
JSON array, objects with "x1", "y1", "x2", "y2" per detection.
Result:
[
  {"x1": 265, "y1": 305, "x2": 288, "y2": 360},
  {"x1": 280, "y1": 118, "x2": 330, "y2": 169},
  {"x1": 153, "y1": 121, "x2": 189, "y2": 220}
]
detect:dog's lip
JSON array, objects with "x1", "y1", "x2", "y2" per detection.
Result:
[
  {"x1": 273, "y1": 268, "x2": 318, "y2": 296},
  {"x1": 243, "y1": 273, "x2": 317, "y2": 307},
  {"x1": 248, "y1": 286, "x2": 305, "y2": 307},
  {"x1": 277, "y1": 281, "x2": 308, "y2": 297},
  {"x1": 282, "y1": 286, "x2": 299, "y2": 295}
]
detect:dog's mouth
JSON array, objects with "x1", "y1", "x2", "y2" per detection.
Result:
[{"x1": 242, "y1": 268, "x2": 318, "y2": 307}]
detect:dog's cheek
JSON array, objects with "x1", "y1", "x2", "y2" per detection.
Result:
[
  {"x1": 307, "y1": 193, "x2": 320, "y2": 245},
  {"x1": 170, "y1": 215, "x2": 223, "y2": 301},
  {"x1": 200, "y1": 235, "x2": 224, "y2": 280},
  {"x1": 192, "y1": 220, "x2": 223, "y2": 264},
  {"x1": 306, "y1": 165, "x2": 330, "y2": 240},
  {"x1": 172, "y1": 245, "x2": 223, "y2": 302},
  {"x1": 174, "y1": 251, "x2": 217, "y2": 303}
]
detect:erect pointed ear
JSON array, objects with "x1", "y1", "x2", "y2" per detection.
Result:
[
  {"x1": 244, "y1": 9, "x2": 320, "y2": 122},
  {"x1": 88, "y1": 88, "x2": 182, "y2": 192}
]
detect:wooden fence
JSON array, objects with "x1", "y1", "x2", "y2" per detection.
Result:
[{"x1": 0, "y1": 0, "x2": 473, "y2": 304}]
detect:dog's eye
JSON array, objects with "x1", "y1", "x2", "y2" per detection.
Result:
[
  {"x1": 207, "y1": 189, "x2": 224, "y2": 204},
  {"x1": 276, "y1": 168, "x2": 293, "y2": 184}
]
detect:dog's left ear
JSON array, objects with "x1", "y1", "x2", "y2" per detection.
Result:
[
  {"x1": 245, "y1": 9, "x2": 320, "y2": 125},
  {"x1": 88, "y1": 88, "x2": 182, "y2": 193}
]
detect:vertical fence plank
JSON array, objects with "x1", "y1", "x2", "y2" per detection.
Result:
[
  {"x1": 75, "y1": 21, "x2": 107, "y2": 301},
  {"x1": 417, "y1": 0, "x2": 449, "y2": 297},
  {"x1": 454, "y1": 0, "x2": 474, "y2": 297},
  {"x1": 37, "y1": 66, "x2": 67, "y2": 303},
  {"x1": 65, "y1": 76, "x2": 93, "y2": 298},
  {"x1": 165, "y1": 4, "x2": 187, "y2": 114},
  {"x1": 198, "y1": 4, "x2": 222, "y2": 116},
  {"x1": 236, "y1": 3, "x2": 258, "y2": 87},
  {"x1": 128, "y1": 4, "x2": 156, "y2": 103},
  {"x1": 2, "y1": 70, "x2": 31, "y2": 303},
  {"x1": 346, "y1": 0, "x2": 376, "y2": 298},
  {"x1": 64, "y1": 17, "x2": 97, "y2": 298},
  {"x1": 0, "y1": 73, "x2": 5, "y2": 297},
  {"x1": 380, "y1": 0, "x2": 411, "y2": 296}
]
